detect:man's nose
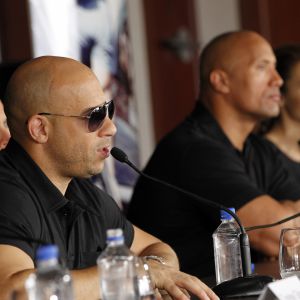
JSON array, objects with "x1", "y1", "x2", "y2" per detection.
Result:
[
  {"x1": 272, "y1": 69, "x2": 283, "y2": 87},
  {"x1": 97, "y1": 116, "x2": 117, "y2": 137}
]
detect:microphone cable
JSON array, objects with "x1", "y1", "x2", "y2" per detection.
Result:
[
  {"x1": 110, "y1": 146, "x2": 253, "y2": 276},
  {"x1": 245, "y1": 212, "x2": 300, "y2": 232},
  {"x1": 111, "y1": 146, "x2": 300, "y2": 280},
  {"x1": 111, "y1": 146, "x2": 300, "y2": 233},
  {"x1": 112, "y1": 147, "x2": 300, "y2": 298}
]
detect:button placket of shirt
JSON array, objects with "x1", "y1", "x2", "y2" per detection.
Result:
[{"x1": 65, "y1": 203, "x2": 84, "y2": 266}]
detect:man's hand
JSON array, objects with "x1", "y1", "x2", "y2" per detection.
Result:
[
  {"x1": 147, "y1": 260, "x2": 219, "y2": 300},
  {"x1": 131, "y1": 226, "x2": 219, "y2": 299}
]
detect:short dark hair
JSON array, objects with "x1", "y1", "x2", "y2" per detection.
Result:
[
  {"x1": 199, "y1": 32, "x2": 232, "y2": 93},
  {"x1": 275, "y1": 44, "x2": 300, "y2": 94},
  {"x1": 198, "y1": 30, "x2": 254, "y2": 97},
  {"x1": 259, "y1": 44, "x2": 300, "y2": 134}
]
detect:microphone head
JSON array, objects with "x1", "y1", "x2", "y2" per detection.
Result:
[{"x1": 110, "y1": 147, "x2": 128, "y2": 163}]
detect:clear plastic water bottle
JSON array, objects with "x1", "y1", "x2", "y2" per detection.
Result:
[
  {"x1": 25, "y1": 244, "x2": 73, "y2": 300},
  {"x1": 213, "y1": 208, "x2": 243, "y2": 284},
  {"x1": 97, "y1": 228, "x2": 139, "y2": 300}
]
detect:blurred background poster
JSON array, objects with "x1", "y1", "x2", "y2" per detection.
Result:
[{"x1": 28, "y1": 0, "x2": 140, "y2": 207}]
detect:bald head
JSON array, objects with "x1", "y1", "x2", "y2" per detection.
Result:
[
  {"x1": 4, "y1": 56, "x2": 102, "y2": 141},
  {"x1": 199, "y1": 30, "x2": 270, "y2": 95}
]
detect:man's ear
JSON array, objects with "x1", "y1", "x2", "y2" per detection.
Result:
[
  {"x1": 26, "y1": 115, "x2": 49, "y2": 143},
  {"x1": 209, "y1": 69, "x2": 230, "y2": 94}
]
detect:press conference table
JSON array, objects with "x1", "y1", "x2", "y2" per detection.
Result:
[{"x1": 200, "y1": 260, "x2": 280, "y2": 300}]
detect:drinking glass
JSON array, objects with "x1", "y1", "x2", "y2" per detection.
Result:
[
  {"x1": 135, "y1": 257, "x2": 156, "y2": 300},
  {"x1": 279, "y1": 228, "x2": 300, "y2": 278}
]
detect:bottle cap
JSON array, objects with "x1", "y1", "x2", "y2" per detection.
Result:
[
  {"x1": 36, "y1": 245, "x2": 59, "y2": 261},
  {"x1": 251, "y1": 263, "x2": 255, "y2": 273},
  {"x1": 106, "y1": 228, "x2": 124, "y2": 242},
  {"x1": 220, "y1": 207, "x2": 235, "y2": 221}
]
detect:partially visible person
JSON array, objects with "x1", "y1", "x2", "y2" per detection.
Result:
[
  {"x1": 0, "y1": 56, "x2": 218, "y2": 300},
  {"x1": 0, "y1": 62, "x2": 21, "y2": 151},
  {"x1": 127, "y1": 30, "x2": 300, "y2": 278},
  {"x1": 0, "y1": 100, "x2": 10, "y2": 150},
  {"x1": 260, "y1": 44, "x2": 300, "y2": 181}
]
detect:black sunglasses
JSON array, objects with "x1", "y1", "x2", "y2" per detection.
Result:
[{"x1": 38, "y1": 100, "x2": 115, "y2": 132}]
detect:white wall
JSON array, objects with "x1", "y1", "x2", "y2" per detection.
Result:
[
  {"x1": 127, "y1": 0, "x2": 155, "y2": 167},
  {"x1": 194, "y1": 0, "x2": 241, "y2": 48}
]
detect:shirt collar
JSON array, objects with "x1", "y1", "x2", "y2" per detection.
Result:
[
  {"x1": 4, "y1": 139, "x2": 69, "y2": 213},
  {"x1": 190, "y1": 102, "x2": 252, "y2": 155}
]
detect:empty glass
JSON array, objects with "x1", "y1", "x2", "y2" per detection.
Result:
[
  {"x1": 135, "y1": 257, "x2": 156, "y2": 300},
  {"x1": 279, "y1": 228, "x2": 300, "y2": 279}
]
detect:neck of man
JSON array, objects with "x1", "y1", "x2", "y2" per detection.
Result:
[
  {"x1": 23, "y1": 143, "x2": 71, "y2": 195},
  {"x1": 218, "y1": 113, "x2": 256, "y2": 151},
  {"x1": 204, "y1": 99, "x2": 257, "y2": 152}
]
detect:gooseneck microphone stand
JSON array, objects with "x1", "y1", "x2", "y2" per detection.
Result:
[{"x1": 111, "y1": 147, "x2": 274, "y2": 298}]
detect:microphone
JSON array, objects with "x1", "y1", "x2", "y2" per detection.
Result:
[{"x1": 111, "y1": 147, "x2": 273, "y2": 297}]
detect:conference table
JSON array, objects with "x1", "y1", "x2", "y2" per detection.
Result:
[{"x1": 200, "y1": 260, "x2": 280, "y2": 300}]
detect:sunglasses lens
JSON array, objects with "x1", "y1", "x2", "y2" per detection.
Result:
[
  {"x1": 108, "y1": 100, "x2": 115, "y2": 119},
  {"x1": 87, "y1": 100, "x2": 115, "y2": 132},
  {"x1": 88, "y1": 108, "x2": 106, "y2": 132}
]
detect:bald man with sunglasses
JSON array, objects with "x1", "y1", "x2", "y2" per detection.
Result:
[{"x1": 0, "y1": 56, "x2": 218, "y2": 300}]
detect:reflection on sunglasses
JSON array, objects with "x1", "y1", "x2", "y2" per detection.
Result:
[{"x1": 38, "y1": 100, "x2": 115, "y2": 132}]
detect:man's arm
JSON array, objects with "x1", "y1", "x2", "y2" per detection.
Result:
[
  {"x1": 0, "y1": 245, "x2": 34, "y2": 300},
  {"x1": 0, "y1": 245, "x2": 101, "y2": 300},
  {"x1": 237, "y1": 195, "x2": 300, "y2": 256},
  {"x1": 131, "y1": 226, "x2": 219, "y2": 300},
  {"x1": 0, "y1": 227, "x2": 219, "y2": 300}
]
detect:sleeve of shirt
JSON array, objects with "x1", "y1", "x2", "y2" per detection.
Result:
[
  {"x1": 100, "y1": 191, "x2": 134, "y2": 248},
  {"x1": 180, "y1": 140, "x2": 266, "y2": 210}
]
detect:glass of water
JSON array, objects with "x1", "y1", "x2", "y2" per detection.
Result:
[
  {"x1": 135, "y1": 257, "x2": 156, "y2": 300},
  {"x1": 279, "y1": 228, "x2": 300, "y2": 278}
]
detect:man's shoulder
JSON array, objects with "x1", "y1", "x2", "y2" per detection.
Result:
[
  {"x1": 154, "y1": 116, "x2": 224, "y2": 155},
  {"x1": 0, "y1": 160, "x2": 40, "y2": 220},
  {"x1": 0, "y1": 150, "x2": 18, "y2": 173},
  {"x1": 0, "y1": 153, "x2": 27, "y2": 193}
]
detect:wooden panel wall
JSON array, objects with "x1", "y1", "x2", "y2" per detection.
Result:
[
  {"x1": 143, "y1": 0, "x2": 199, "y2": 141},
  {"x1": 240, "y1": 0, "x2": 300, "y2": 47},
  {"x1": 0, "y1": 0, "x2": 32, "y2": 62}
]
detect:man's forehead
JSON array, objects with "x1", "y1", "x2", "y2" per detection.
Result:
[
  {"x1": 248, "y1": 42, "x2": 276, "y2": 65},
  {"x1": 230, "y1": 37, "x2": 274, "y2": 64}
]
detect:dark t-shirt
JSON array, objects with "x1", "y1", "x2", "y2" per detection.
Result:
[
  {"x1": 0, "y1": 139, "x2": 134, "y2": 269},
  {"x1": 127, "y1": 103, "x2": 300, "y2": 278}
]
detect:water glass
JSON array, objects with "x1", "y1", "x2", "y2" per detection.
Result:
[
  {"x1": 279, "y1": 228, "x2": 300, "y2": 278},
  {"x1": 135, "y1": 257, "x2": 156, "y2": 300}
]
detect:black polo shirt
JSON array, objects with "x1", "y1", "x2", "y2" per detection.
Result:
[
  {"x1": 0, "y1": 139, "x2": 134, "y2": 269},
  {"x1": 127, "y1": 102, "x2": 300, "y2": 278}
]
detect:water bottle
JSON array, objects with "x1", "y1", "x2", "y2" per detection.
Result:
[
  {"x1": 25, "y1": 245, "x2": 73, "y2": 300},
  {"x1": 97, "y1": 228, "x2": 139, "y2": 300},
  {"x1": 213, "y1": 208, "x2": 243, "y2": 284}
]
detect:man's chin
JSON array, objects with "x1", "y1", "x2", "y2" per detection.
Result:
[
  {"x1": 260, "y1": 107, "x2": 280, "y2": 119},
  {"x1": 89, "y1": 165, "x2": 105, "y2": 177}
]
